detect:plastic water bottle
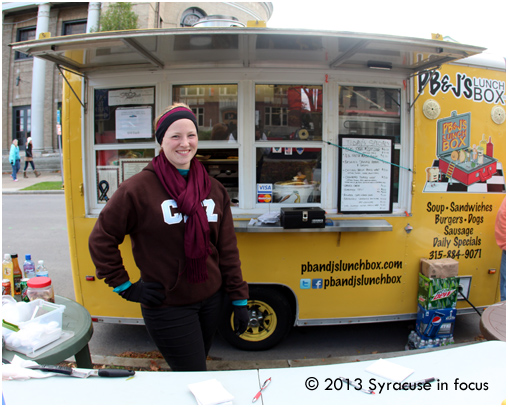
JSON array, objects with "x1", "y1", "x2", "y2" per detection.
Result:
[
  {"x1": 23, "y1": 254, "x2": 36, "y2": 279},
  {"x1": 35, "y1": 260, "x2": 49, "y2": 277}
]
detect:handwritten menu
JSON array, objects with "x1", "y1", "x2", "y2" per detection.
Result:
[{"x1": 339, "y1": 137, "x2": 393, "y2": 213}]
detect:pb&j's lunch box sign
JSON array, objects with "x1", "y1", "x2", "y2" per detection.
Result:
[{"x1": 437, "y1": 111, "x2": 497, "y2": 186}]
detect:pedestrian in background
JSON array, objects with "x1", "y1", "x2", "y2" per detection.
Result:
[
  {"x1": 495, "y1": 197, "x2": 506, "y2": 301},
  {"x1": 23, "y1": 137, "x2": 41, "y2": 178},
  {"x1": 89, "y1": 103, "x2": 249, "y2": 371},
  {"x1": 9, "y1": 139, "x2": 20, "y2": 182}
]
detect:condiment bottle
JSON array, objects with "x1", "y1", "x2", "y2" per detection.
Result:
[
  {"x1": 2, "y1": 254, "x2": 14, "y2": 293},
  {"x1": 477, "y1": 146, "x2": 484, "y2": 165},
  {"x1": 487, "y1": 136, "x2": 493, "y2": 156},
  {"x1": 479, "y1": 134, "x2": 487, "y2": 153},
  {"x1": 27, "y1": 277, "x2": 55, "y2": 303},
  {"x1": 11, "y1": 254, "x2": 23, "y2": 296}
]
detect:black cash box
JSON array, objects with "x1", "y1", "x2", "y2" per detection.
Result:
[{"x1": 280, "y1": 207, "x2": 326, "y2": 229}]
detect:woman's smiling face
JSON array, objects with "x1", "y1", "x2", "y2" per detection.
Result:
[{"x1": 160, "y1": 118, "x2": 198, "y2": 170}]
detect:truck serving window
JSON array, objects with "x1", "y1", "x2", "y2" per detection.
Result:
[{"x1": 255, "y1": 84, "x2": 323, "y2": 205}]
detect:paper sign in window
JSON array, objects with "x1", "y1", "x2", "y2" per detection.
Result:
[
  {"x1": 339, "y1": 136, "x2": 394, "y2": 214},
  {"x1": 115, "y1": 107, "x2": 152, "y2": 139}
]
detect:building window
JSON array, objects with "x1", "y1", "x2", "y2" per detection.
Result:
[
  {"x1": 219, "y1": 87, "x2": 237, "y2": 96},
  {"x1": 179, "y1": 87, "x2": 205, "y2": 97},
  {"x1": 265, "y1": 107, "x2": 288, "y2": 126},
  {"x1": 12, "y1": 106, "x2": 31, "y2": 148},
  {"x1": 62, "y1": 19, "x2": 87, "y2": 36},
  {"x1": 15, "y1": 27, "x2": 36, "y2": 60},
  {"x1": 191, "y1": 107, "x2": 205, "y2": 127}
]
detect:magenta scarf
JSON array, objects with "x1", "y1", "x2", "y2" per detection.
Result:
[{"x1": 153, "y1": 153, "x2": 211, "y2": 283}]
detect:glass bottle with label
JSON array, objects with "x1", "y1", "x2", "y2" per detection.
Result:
[
  {"x1": 2, "y1": 254, "x2": 14, "y2": 292},
  {"x1": 479, "y1": 134, "x2": 487, "y2": 154},
  {"x1": 11, "y1": 254, "x2": 23, "y2": 296},
  {"x1": 487, "y1": 136, "x2": 494, "y2": 157},
  {"x1": 477, "y1": 146, "x2": 484, "y2": 165}
]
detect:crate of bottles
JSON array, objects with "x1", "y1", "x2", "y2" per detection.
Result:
[
  {"x1": 415, "y1": 304, "x2": 456, "y2": 340},
  {"x1": 417, "y1": 273, "x2": 460, "y2": 310}
]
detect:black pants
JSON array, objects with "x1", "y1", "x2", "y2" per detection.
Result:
[
  {"x1": 24, "y1": 161, "x2": 35, "y2": 171},
  {"x1": 141, "y1": 290, "x2": 224, "y2": 371}
]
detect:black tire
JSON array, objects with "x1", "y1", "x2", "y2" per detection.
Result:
[{"x1": 219, "y1": 285, "x2": 294, "y2": 351}]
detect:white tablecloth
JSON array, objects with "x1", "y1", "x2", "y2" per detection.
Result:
[
  {"x1": 2, "y1": 341, "x2": 505, "y2": 405},
  {"x1": 259, "y1": 341, "x2": 506, "y2": 405}
]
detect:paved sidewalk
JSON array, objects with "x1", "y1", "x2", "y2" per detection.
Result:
[
  {"x1": 74, "y1": 340, "x2": 482, "y2": 371},
  {"x1": 2, "y1": 171, "x2": 64, "y2": 194}
]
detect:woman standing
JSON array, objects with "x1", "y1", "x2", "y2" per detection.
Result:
[
  {"x1": 23, "y1": 137, "x2": 41, "y2": 178},
  {"x1": 9, "y1": 139, "x2": 20, "y2": 182},
  {"x1": 89, "y1": 103, "x2": 249, "y2": 371}
]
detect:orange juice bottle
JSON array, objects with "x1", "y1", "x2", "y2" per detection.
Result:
[{"x1": 2, "y1": 254, "x2": 14, "y2": 294}]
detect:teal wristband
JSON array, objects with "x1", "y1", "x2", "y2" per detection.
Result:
[
  {"x1": 113, "y1": 281, "x2": 132, "y2": 293},
  {"x1": 232, "y1": 299, "x2": 248, "y2": 306}
]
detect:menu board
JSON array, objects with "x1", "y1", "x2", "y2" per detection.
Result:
[{"x1": 339, "y1": 136, "x2": 393, "y2": 213}]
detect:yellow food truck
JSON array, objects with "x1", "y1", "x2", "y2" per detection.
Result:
[{"x1": 11, "y1": 27, "x2": 506, "y2": 350}]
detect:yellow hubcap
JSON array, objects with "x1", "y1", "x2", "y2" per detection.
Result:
[{"x1": 231, "y1": 300, "x2": 277, "y2": 342}]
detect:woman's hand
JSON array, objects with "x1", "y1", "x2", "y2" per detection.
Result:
[
  {"x1": 233, "y1": 305, "x2": 249, "y2": 335},
  {"x1": 120, "y1": 279, "x2": 165, "y2": 306}
]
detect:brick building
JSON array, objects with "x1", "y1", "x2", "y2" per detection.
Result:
[{"x1": 2, "y1": 2, "x2": 272, "y2": 154}]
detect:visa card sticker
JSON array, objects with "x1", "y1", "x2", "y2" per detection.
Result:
[{"x1": 257, "y1": 184, "x2": 273, "y2": 203}]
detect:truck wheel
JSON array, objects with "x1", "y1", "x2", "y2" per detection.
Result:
[{"x1": 219, "y1": 286, "x2": 294, "y2": 351}]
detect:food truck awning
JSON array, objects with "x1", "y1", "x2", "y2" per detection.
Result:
[{"x1": 10, "y1": 27, "x2": 486, "y2": 76}]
